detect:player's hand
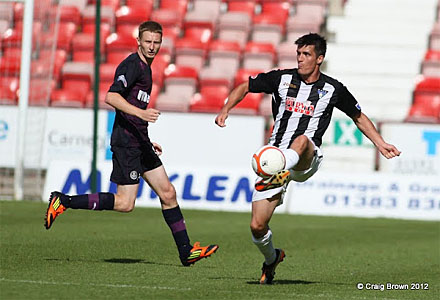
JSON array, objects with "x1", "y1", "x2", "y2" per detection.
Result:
[
  {"x1": 152, "y1": 142, "x2": 162, "y2": 156},
  {"x1": 378, "y1": 143, "x2": 401, "y2": 159},
  {"x1": 215, "y1": 110, "x2": 228, "y2": 128},
  {"x1": 140, "y1": 108, "x2": 161, "y2": 123}
]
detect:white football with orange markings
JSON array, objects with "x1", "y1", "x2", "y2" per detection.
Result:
[{"x1": 251, "y1": 145, "x2": 286, "y2": 178}]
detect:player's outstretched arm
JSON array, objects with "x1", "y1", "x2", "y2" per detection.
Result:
[
  {"x1": 215, "y1": 81, "x2": 249, "y2": 127},
  {"x1": 352, "y1": 112, "x2": 401, "y2": 159},
  {"x1": 105, "y1": 92, "x2": 160, "y2": 122}
]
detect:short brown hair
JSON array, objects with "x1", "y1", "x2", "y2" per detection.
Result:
[{"x1": 138, "y1": 21, "x2": 163, "y2": 39}]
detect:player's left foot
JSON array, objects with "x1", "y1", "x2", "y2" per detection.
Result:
[
  {"x1": 180, "y1": 242, "x2": 219, "y2": 266},
  {"x1": 255, "y1": 170, "x2": 290, "y2": 191},
  {"x1": 44, "y1": 191, "x2": 67, "y2": 230},
  {"x1": 260, "y1": 248, "x2": 285, "y2": 284}
]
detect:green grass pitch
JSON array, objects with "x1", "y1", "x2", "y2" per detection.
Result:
[{"x1": 0, "y1": 200, "x2": 438, "y2": 299}]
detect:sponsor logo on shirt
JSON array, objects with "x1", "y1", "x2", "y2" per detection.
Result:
[
  {"x1": 117, "y1": 75, "x2": 127, "y2": 88},
  {"x1": 355, "y1": 102, "x2": 361, "y2": 110},
  {"x1": 285, "y1": 96, "x2": 315, "y2": 116},
  {"x1": 137, "y1": 90, "x2": 150, "y2": 103}
]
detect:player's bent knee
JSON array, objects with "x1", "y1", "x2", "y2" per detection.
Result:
[
  {"x1": 158, "y1": 184, "x2": 177, "y2": 204},
  {"x1": 250, "y1": 221, "x2": 267, "y2": 236}
]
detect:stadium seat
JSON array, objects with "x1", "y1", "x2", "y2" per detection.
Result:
[
  {"x1": 0, "y1": 2, "x2": 14, "y2": 24},
  {"x1": 174, "y1": 37, "x2": 207, "y2": 71},
  {"x1": 227, "y1": 0, "x2": 257, "y2": 17},
  {"x1": 294, "y1": 0, "x2": 327, "y2": 24},
  {"x1": 0, "y1": 76, "x2": 18, "y2": 105},
  {"x1": 428, "y1": 21, "x2": 440, "y2": 51},
  {"x1": 49, "y1": 5, "x2": 81, "y2": 24},
  {"x1": 413, "y1": 93, "x2": 440, "y2": 111},
  {"x1": 105, "y1": 33, "x2": 137, "y2": 63},
  {"x1": 82, "y1": 5, "x2": 115, "y2": 34},
  {"x1": 41, "y1": 22, "x2": 77, "y2": 52},
  {"x1": 0, "y1": 54, "x2": 21, "y2": 76},
  {"x1": 414, "y1": 77, "x2": 440, "y2": 94},
  {"x1": 190, "y1": 85, "x2": 229, "y2": 113},
  {"x1": 258, "y1": 94, "x2": 273, "y2": 117},
  {"x1": 61, "y1": 62, "x2": 94, "y2": 99},
  {"x1": 217, "y1": 12, "x2": 252, "y2": 48},
  {"x1": 160, "y1": 0, "x2": 189, "y2": 15},
  {"x1": 234, "y1": 68, "x2": 264, "y2": 86},
  {"x1": 115, "y1": 5, "x2": 152, "y2": 38},
  {"x1": 148, "y1": 83, "x2": 161, "y2": 108},
  {"x1": 252, "y1": 13, "x2": 286, "y2": 46},
  {"x1": 89, "y1": 0, "x2": 121, "y2": 12},
  {"x1": 151, "y1": 9, "x2": 183, "y2": 36},
  {"x1": 183, "y1": 24, "x2": 214, "y2": 48},
  {"x1": 242, "y1": 41, "x2": 276, "y2": 70},
  {"x1": 232, "y1": 68, "x2": 264, "y2": 114},
  {"x1": 155, "y1": 65, "x2": 198, "y2": 112},
  {"x1": 50, "y1": 88, "x2": 85, "y2": 108},
  {"x1": 261, "y1": 1, "x2": 291, "y2": 22},
  {"x1": 28, "y1": 78, "x2": 55, "y2": 106},
  {"x1": 277, "y1": 41, "x2": 298, "y2": 69},
  {"x1": 285, "y1": 16, "x2": 322, "y2": 42},
  {"x1": 2, "y1": 23, "x2": 41, "y2": 50},
  {"x1": 232, "y1": 92, "x2": 263, "y2": 115},
  {"x1": 38, "y1": 49, "x2": 67, "y2": 82},
  {"x1": 85, "y1": 87, "x2": 113, "y2": 110},
  {"x1": 206, "y1": 39, "x2": 242, "y2": 78},
  {"x1": 191, "y1": 0, "x2": 222, "y2": 20},
  {"x1": 421, "y1": 50, "x2": 440, "y2": 77},
  {"x1": 405, "y1": 102, "x2": 440, "y2": 123},
  {"x1": 72, "y1": 32, "x2": 107, "y2": 63},
  {"x1": 59, "y1": 0, "x2": 88, "y2": 11}
]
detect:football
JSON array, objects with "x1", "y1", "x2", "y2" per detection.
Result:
[{"x1": 251, "y1": 145, "x2": 286, "y2": 178}]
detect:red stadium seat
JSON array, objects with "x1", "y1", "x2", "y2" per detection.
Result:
[
  {"x1": 190, "y1": 85, "x2": 229, "y2": 113},
  {"x1": 252, "y1": 13, "x2": 286, "y2": 46},
  {"x1": 183, "y1": 26, "x2": 213, "y2": 48},
  {"x1": 406, "y1": 103, "x2": 440, "y2": 123},
  {"x1": 217, "y1": 12, "x2": 252, "y2": 48},
  {"x1": 413, "y1": 93, "x2": 440, "y2": 110},
  {"x1": 0, "y1": 76, "x2": 19, "y2": 105},
  {"x1": 160, "y1": 0, "x2": 189, "y2": 15},
  {"x1": 227, "y1": 0, "x2": 257, "y2": 17},
  {"x1": 414, "y1": 77, "x2": 440, "y2": 94},
  {"x1": 1, "y1": 24, "x2": 41, "y2": 50},
  {"x1": 51, "y1": 88, "x2": 85, "y2": 108},
  {"x1": 243, "y1": 41, "x2": 276, "y2": 70},
  {"x1": 429, "y1": 21, "x2": 440, "y2": 51},
  {"x1": 151, "y1": 9, "x2": 184, "y2": 37},
  {"x1": 72, "y1": 32, "x2": 107, "y2": 63},
  {"x1": 89, "y1": 0, "x2": 121, "y2": 11},
  {"x1": 105, "y1": 33, "x2": 137, "y2": 63},
  {"x1": 277, "y1": 41, "x2": 298, "y2": 69},
  {"x1": 85, "y1": 88, "x2": 113, "y2": 110},
  {"x1": 0, "y1": 55, "x2": 21, "y2": 76},
  {"x1": 155, "y1": 65, "x2": 198, "y2": 112},
  {"x1": 38, "y1": 49, "x2": 68, "y2": 81},
  {"x1": 233, "y1": 92, "x2": 263, "y2": 115},
  {"x1": 174, "y1": 37, "x2": 207, "y2": 71},
  {"x1": 115, "y1": 5, "x2": 152, "y2": 37},
  {"x1": 49, "y1": 5, "x2": 81, "y2": 24},
  {"x1": 285, "y1": 16, "x2": 322, "y2": 42},
  {"x1": 207, "y1": 39, "x2": 242, "y2": 77},
  {"x1": 28, "y1": 79, "x2": 55, "y2": 106},
  {"x1": 234, "y1": 68, "x2": 264, "y2": 86},
  {"x1": 82, "y1": 5, "x2": 115, "y2": 34},
  {"x1": 261, "y1": 1, "x2": 291, "y2": 21},
  {"x1": 41, "y1": 22, "x2": 77, "y2": 52},
  {"x1": 61, "y1": 62, "x2": 94, "y2": 99}
]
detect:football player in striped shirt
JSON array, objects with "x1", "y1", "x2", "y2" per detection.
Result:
[{"x1": 215, "y1": 33, "x2": 400, "y2": 284}]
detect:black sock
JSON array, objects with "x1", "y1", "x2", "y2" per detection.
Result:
[
  {"x1": 63, "y1": 193, "x2": 115, "y2": 210},
  {"x1": 162, "y1": 206, "x2": 191, "y2": 258}
]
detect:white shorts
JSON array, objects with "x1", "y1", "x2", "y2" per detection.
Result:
[{"x1": 252, "y1": 144, "x2": 323, "y2": 203}]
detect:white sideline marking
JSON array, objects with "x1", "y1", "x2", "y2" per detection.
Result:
[{"x1": 0, "y1": 278, "x2": 191, "y2": 291}]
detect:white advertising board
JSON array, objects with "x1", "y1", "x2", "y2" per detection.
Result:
[
  {"x1": 0, "y1": 106, "x2": 17, "y2": 167},
  {"x1": 287, "y1": 171, "x2": 439, "y2": 221},
  {"x1": 379, "y1": 123, "x2": 440, "y2": 175},
  {"x1": 45, "y1": 161, "x2": 439, "y2": 221}
]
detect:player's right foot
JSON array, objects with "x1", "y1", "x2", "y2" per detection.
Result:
[
  {"x1": 260, "y1": 248, "x2": 285, "y2": 284},
  {"x1": 180, "y1": 242, "x2": 219, "y2": 266},
  {"x1": 255, "y1": 170, "x2": 290, "y2": 191},
  {"x1": 44, "y1": 191, "x2": 67, "y2": 230}
]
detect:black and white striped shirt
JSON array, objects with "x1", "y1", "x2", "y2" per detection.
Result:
[{"x1": 249, "y1": 68, "x2": 361, "y2": 149}]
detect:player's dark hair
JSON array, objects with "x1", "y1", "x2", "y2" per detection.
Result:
[
  {"x1": 295, "y1": 33, "x2": 327, "y2": 57},
  {"x1": 138, "y1": 21, "x2": 163, "y2": 39}
]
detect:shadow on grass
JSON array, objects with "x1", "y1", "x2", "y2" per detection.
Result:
[
  {"x1": 246, "y1": 279, "x2": 319, "y2": 285},
  {"x1": 44, "y1": 258, "x2": 175, "y2": 266}
]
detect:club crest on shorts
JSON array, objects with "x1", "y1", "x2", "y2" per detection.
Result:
[{"x1": 130, "y1": 171, "x2": 139, "y2": 180}]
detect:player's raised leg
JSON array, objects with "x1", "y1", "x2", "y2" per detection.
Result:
[
  {"x1": 143, "y1": 166, "x2": 218, "y2": 266},
  {"x1": 250, "y1": 195, "x2": 286, "y2": 284}
]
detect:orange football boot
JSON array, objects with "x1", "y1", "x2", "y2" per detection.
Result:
[
  {"x1": 44, "y1": 191, "x2": 67, "y2": 230},
  {"x1": 181, "y1": 242, "x2": 219, "y2": 266}
]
